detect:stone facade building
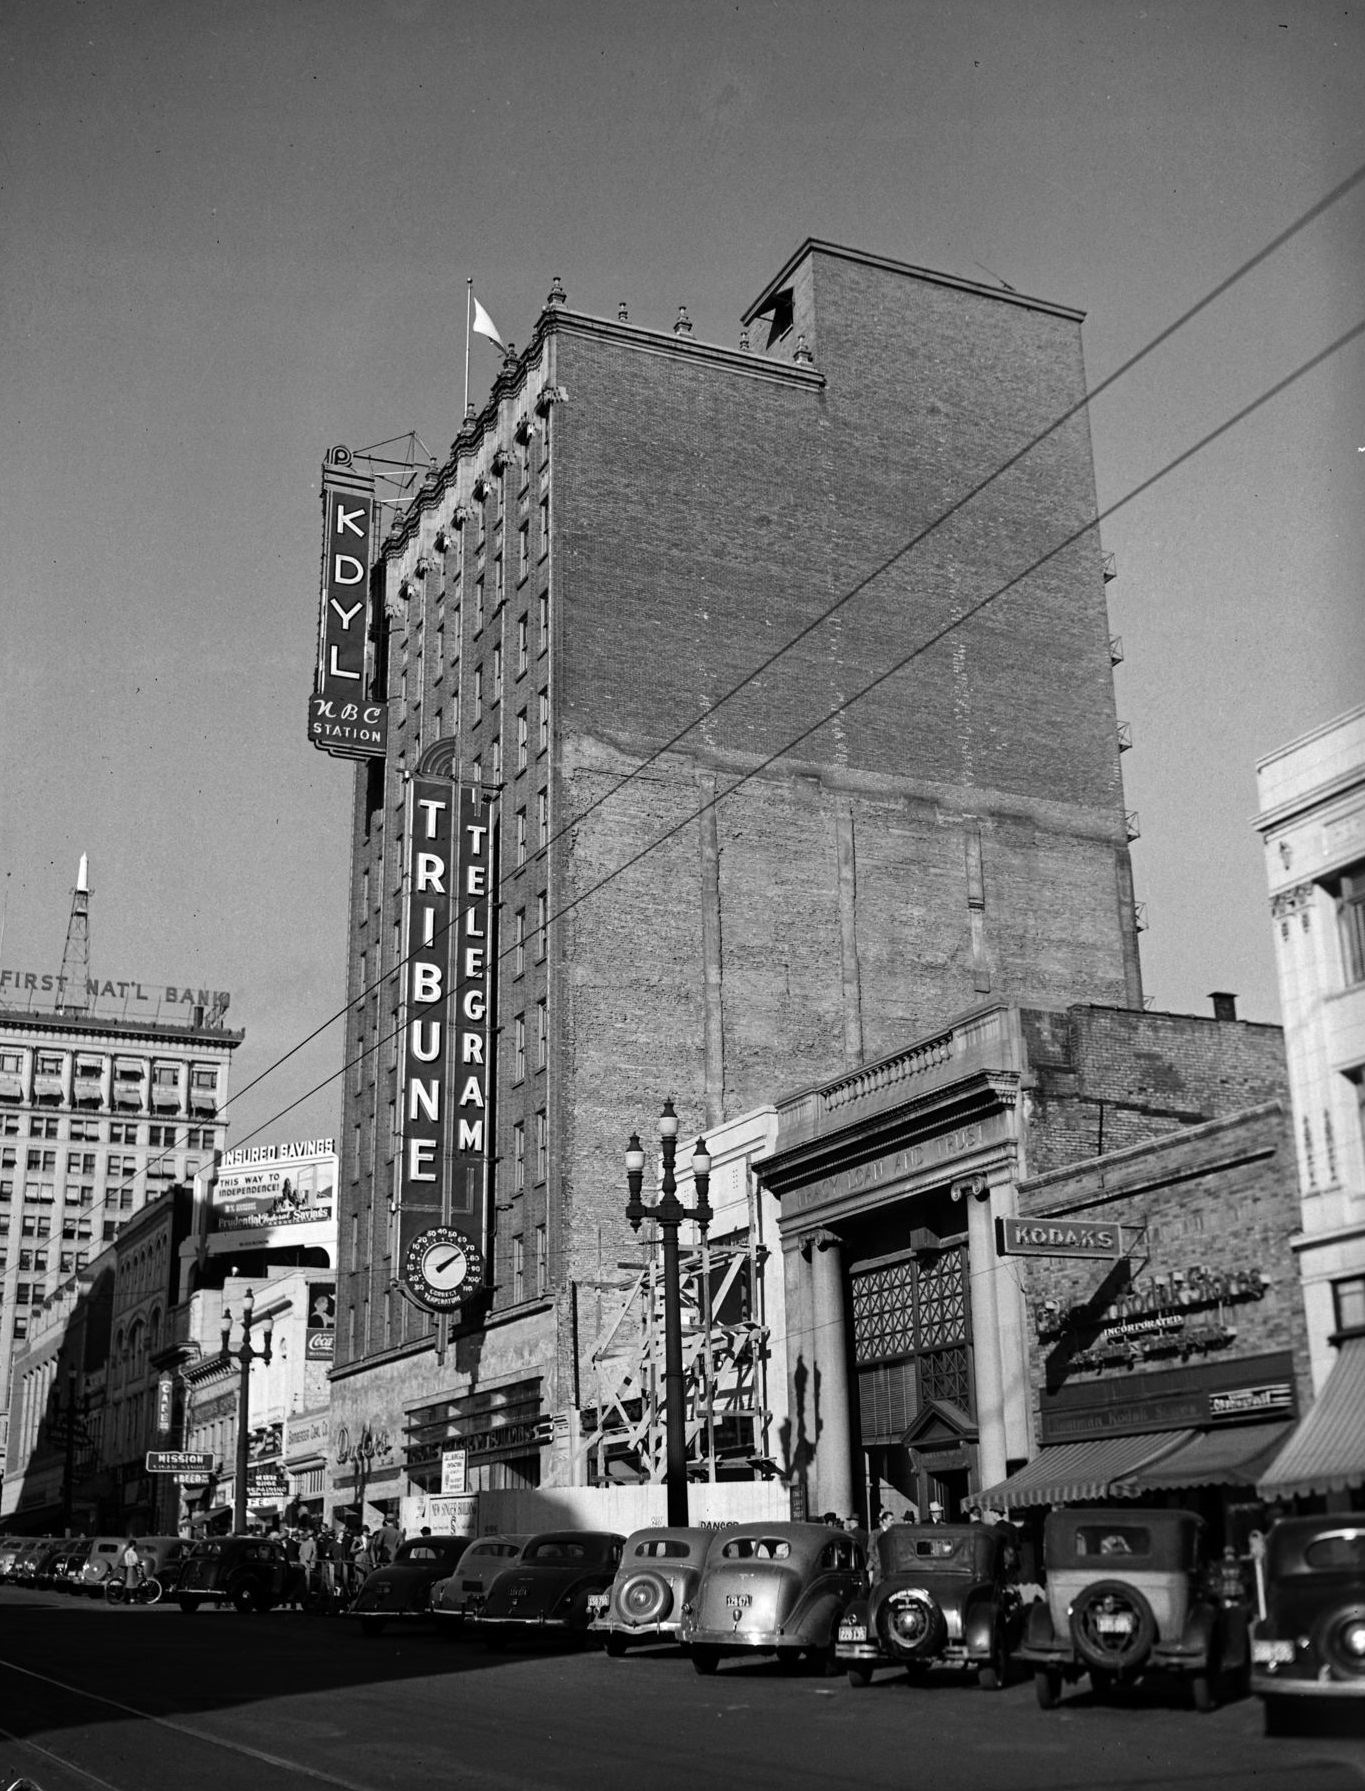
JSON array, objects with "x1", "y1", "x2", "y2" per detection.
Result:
[{"x1": 329, "y1": 241, "x2": 1145, "y2": 1515}]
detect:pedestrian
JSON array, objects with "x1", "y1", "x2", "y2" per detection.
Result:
[
  {"x1": 353, "y1": 1525, "x2": 375, "y2": 1578},
  {"x1": 120, "y1": 1538, "x2": 141, "y2": 1596},
  {"x1": 297, "y1": 1527, "x2": 318, "y2": 1596},
  {"x1": 842, "y1": 1515, "x2": 861, "y2": 1533},
  {"x1": 878, "y1": 1511, "x2": 897, "y2": 1533},
  {"x1": 376, "y1": 1515, "x2": 402, "y2": 1564},
  {"x1": 821, "y1": 1511, "x2": 841, "y2": 1528},
  {"x1": 926, "y1": 1500, "x2": 945, "y2": 1524}
]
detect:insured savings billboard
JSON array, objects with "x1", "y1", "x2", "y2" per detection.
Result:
[{"x1": 213, "y1": 1138, "x2": 337, "y2": 1234}]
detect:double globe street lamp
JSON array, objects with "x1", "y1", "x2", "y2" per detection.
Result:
[
  {"x1": 221, "y1": 1286, "x2": 274, "y2": 1534},
  {"x1": 624, "y1": 1098, "x2": 712, "y2": 1526}
]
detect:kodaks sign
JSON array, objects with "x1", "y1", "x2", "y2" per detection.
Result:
[
  {"x1": 310, "y1": 446, "x2": 387, "y2": 760},
  {"x1": 397, "y1": 746, "x2": 494, "y2": 1315}
]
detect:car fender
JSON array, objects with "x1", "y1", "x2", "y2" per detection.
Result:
[
  {"x1": 1181, "y1": 1602, "x2": 1217, "y2": 1664},
  {"x1": 840, "y1": 1593, "x2": 872, "y2": 1632},
  {"x1": 1024, "y1": 1596, "x2": 1059, "y2": 1652},
  {"x1": 961, "y1": 1590, "x2": 999, "y2": 1657}
]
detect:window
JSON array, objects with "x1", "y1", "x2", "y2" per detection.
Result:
[
  {"x1": 118, "y1": 1186, "x2": 136, "y2": 1210},
  {"x1": 491, "y1": 739, "x2": 502, "y2": 784},
  {"x1": 147, "y1": 1124, "x2": 178, "y2": 1147},
  {"x1": 516, "y1": 710, "x2": 528, "y2": 773},
  {"x1": 513, "y1": 1015, "x2": 526, "y2": 1081},
  {"x1": 516, "y1": 809, "x2": 527, "y2": 867},
  {"x1": 512, "y1": 1122, "x2": 526, "y2": 1192},
  {"x1": 474, "y1": 574, "x2": 484, "y2": 633},
  {"x1": 535, "y1": 893, "x2": 547, "y2": 962},
  {"x1": 1334, "y1": 1275, "x2": 1365, "y2": 1336},
  {"x1": 517, "y1": 613, "x2": 528, "y2": 675},
  {"x1": 539, "y1": 492, "x2": 549, "y2": 557},
  {"x1": 30, "y1": 1116, "x2": 60, "y2": 1138},
  {"x1": 0, "y1": 1181, "x2": 11, "y2": 1202},
  {"x1": 70, "y1": 1120, "x2": 101, "y2": 1142},
  {"x1": 60, "y1": 1251, "x2": 74, "y2": 1273},
  {"x1": 537, "y1": 790, "x2": 548, "y2": 850},
  {"x1": 535, "y1": 1223, "x2": 547, "y2": 1296},
  {"x1": 1, "y1": 1148, "x2": 15, "y2": 1170},
  {"x1": 27, "y1": 1150, "x2": 56, "y2": 1172},
  {"x1": 23, "y1": 1214, "x2": 50, "y2": 1239},
  {"x1": 0, "y1": 1051, "x2": 21, "y2": 1074},
  {"x1": 518, "y1": 522, "x2": 529, "y2": 580},
  {"x1": 191, "y1": 1067, "x2": 218, "y2": 1090},
  {"x1": 11, "y1": 1318, "x2": 26, "y2": 1340},
  {"x1": 109, "y1": 1155, "x2": 139, "y2": 1179},
  {"x1": 115, "y1": 1060, "x2": 144, "y2": 1083},
  {"x1": 75, "y1": 1185, "x2": 93, "y2": 1207},
  {"x1": 535, "y1": 1109, "x2": 547, "y2": 1183},
  {"x1": 35, "y1": 1053, "x2": 62, "y2": 1076},
  {"x1": 473, "y1": 666, "x2": 483, "y2": 724},
  {"x1": 109, "y1": 1123, "x2": 139, "y2": 1145},
  {"x1": 513, "y1": 910, "x2": 525, "y2": 978},
  {"x1": 186, "y1": 1127, "x2": 216, "y2": 1151},
  {"x1": 67, "y1": 1152, "x2": 96, "y2": 1176},
  {"x1": 103, "y1": 1220, "x2": 119, "y2": 1242},
  {"x1": 1337, "y1": 865, "x2": 1365, "y2": 985},
  {"x1": 512, "y1": 1235, "x2": 524, "y2": 1303},
  {"x1": 15, "y1": 1282, "x2": 31, "y2": 1305},
  {"x1": 493, "y1": 643, "x2": 503, "y2": 704},
  {"x1": 0, "y1": 1114, "x2": 17, "y2": 1136},
  {"x1": 538, "y1": 587, "x2": 548, "y2": 652},
  {"x1": 152, "y1": 1064, "x2": 178, "y2": 1087},
  {"x1": 495, "y1": 554, "x2": 504, "y2": 604},
  {"x1": 536, "y1": 999, "x2": 548, "y2": 1071},
  {"x1": 538, "y1": 688, "x2": 549, "y2": 753}
]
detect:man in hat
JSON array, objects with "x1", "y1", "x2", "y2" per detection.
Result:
[{"x1": 926, "y1": 1499, "x2": 946, "y2": 1523}]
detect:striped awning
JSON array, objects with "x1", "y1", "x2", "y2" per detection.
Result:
[
  {"x1": 975, "y1": 1430, "x2": 1194, "y2": 1510},
  {"x1": 1258, "y1": 1336, "x2": 1365, "y2": 1500},
  {"x1": 1122, "y1": 1421, "x2": 1296, "y2": 1492}
]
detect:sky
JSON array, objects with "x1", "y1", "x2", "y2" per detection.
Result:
[{"x1": 1, "y1": 0, "x2": 1362, "y2": 1149}]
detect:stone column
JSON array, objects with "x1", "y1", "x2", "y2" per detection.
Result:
[
  {"x1": 808, "y1": 1230, "x2": 856, "y2": 1518},
  {"x1": 954, "y1": 1175, "x2": 1008, "y2": 1493}
]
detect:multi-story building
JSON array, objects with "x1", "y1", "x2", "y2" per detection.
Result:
[
  {"x1": 0, "y1": 981, "x2": 240, "y2": 1474},
  {"x1": 328, "y1": 240, "x2": 1145, "y2": 1516},
  {"x1": 1255, "y1": 703, "x2": 1365, "y2": 1505}
]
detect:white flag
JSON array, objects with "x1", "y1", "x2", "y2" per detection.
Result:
[{"x1": 471, "y1": 294, "x2": 503, "y2": 348}]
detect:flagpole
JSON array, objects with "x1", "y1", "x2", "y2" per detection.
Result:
[{"x1": 464, "y1": 279, "x2": 472, "y2": 421}]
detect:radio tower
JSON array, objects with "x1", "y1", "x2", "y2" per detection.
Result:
[{"x1": 56, "y1": 854, "x2": 91, "y2": 1014}]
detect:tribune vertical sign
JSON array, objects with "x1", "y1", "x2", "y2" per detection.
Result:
[
  {"x1": 398, "y1": 742, "x2": 494, "y2": 1315},
  {"x1": 309, "y1": 445, "x2": 388, "y2": 759}
]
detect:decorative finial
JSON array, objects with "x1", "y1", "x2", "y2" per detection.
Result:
[
  {"x1": 739, "y1": 327, "x2": 750, "y2": 351},
  {"x1": 673, "y1": 305, "x2": 693, "y2": 337},
  {"x1": 618, "y1": 300, "x2": 629, "y2": 323},
  {"x1": 793, "y1": 333, "x2": 813, "y2": 364},
  {"x1": 502, "y1": 341, "x2": 517, "y2": 367},
  {"x1": 547, "y1": 274, "x2": 566, "y2": 308}
]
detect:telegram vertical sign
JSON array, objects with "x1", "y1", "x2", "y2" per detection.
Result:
[
  {"x1": 398, "y1": 742, "x2": 494, "y2": 1315},
  {"x1": 309, "y1": 445, "x2": 388, "y2": 759}
]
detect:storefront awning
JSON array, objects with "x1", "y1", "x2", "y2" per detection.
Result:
[
  {"x1": 975, "y1": 1430, "x2": 1194, "y2": 1510},
  {"x1": 1258, "y1": 1336, "x2": 1365, "y2": 1500},
  {"x1": 1120, "y1": 1421, "x2": 1296, "y2": 1492}
]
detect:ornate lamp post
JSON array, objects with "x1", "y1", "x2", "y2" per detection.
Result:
[
  {"x1": 625, "y1": 1099, "x2": 712, "y2": 1526},
  {"x1": 221, "y1": 1287, "x2": 273, "y2": 1535}
]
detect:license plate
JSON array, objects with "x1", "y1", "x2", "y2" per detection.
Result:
[
  {"x1": 838, "y1": 1624, "x2": 867, "y2": 1642},
  {"x1": 1095, "y1": 1614, "x2": 1133, "y2": 1634},
  {"x1": 725, "y1": 1593, "x2": 752, "y2": 1609},
  {"x1": 1253, "y1": 1638, "x2": 1294, "y2": 1665},
  {"x1": 587, "y1": 1594, "x2": 609, "y2": 1614}
]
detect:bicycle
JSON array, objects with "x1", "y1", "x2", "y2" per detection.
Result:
[{"x1": 105, "y1": 1571, "x2": 163, "y2": 1607}]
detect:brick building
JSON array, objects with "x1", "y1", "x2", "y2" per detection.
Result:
[
  {"x1": 756, "y1": 998, "x2": 1297, "y2": 1531},
  {"x1": 328, "y1": 241, "x2": 1145, "y2": 1513}
]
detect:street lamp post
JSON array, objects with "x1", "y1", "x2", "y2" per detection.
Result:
[
  {"x1": 625, "y1": 1099, "x2": 712, "y2": 1527},
  {"x1": 221, "y1": 1287, "x2": 273, "y2": 1535}
]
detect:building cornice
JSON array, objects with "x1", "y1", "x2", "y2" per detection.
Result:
[{"x1": 0, "y1": 1007, "x2": 243, "y2": 1048}]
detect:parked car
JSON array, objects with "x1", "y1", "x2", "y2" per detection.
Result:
[
  {"x1": 680, "y1": 1522, "x2": 868, "y2": 1676},
  {"x1": 174, "y1": 1535, "x2": 302, "y2": 1614},
  {"x1": 23, "y1": 1540, "x2": 70, "y2": 1590},
  {"x1": 8, "y1": 1537, "x2": 56, "y2": 1585},
  {"x1": 0, "y1": 1536, "x2": 32, "y2": 1580},
  {"x1": 80, "y1": 1536, "x2": 131, "y2": 1596},
  {"x1": 474, "y1": 1531, "x2": 625, "y2": 1646},
  {"x1": 1019, "y1": 1508, "x2": 1248, "y2": 1712},
  {"x1": 56, "y1": 1538, "x2": 95, "y2": 1592},
  {"x1": 430, "y1": 1535, "x2": 528, "y2": 1628},
  {"x1": 139, "y1": 1536, "x2": 194, "y2": 1595},
  {"x1": 349, "y1": 1535, "x2": 474, "y2": 1636},
  {"x1": 590, "y1": 1526, "x2": 714, "y2": 1656},
  {"x1": 1251, "y1": 1516, "x2": 1365, "y2": 1732},
  {"x1": 836, "y1": 1521, "x2": 1023, "y2": 1689}
]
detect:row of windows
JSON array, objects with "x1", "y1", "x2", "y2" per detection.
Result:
[
  {"x1": 0, "y1": 1247, "x2": 89, "y2": 1276},
  {"x1": 0, "y1": 1116, "x2": 216, "y2": 1146},
  {"x1": 0, "y1": 1051, "x2": 220, "y2": 1087}
]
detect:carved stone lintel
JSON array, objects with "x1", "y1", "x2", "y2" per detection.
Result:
[
  {"x1": 1270, "y1": 882, "x2": 1314, "y2": 919},
  {"x1": 534, "y1": 385, "x2": 568, "y2": 416}
]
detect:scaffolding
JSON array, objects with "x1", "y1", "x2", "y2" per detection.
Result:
[{"x1": 579, "y1": 1234, "x2": 771, "y2": 1486}]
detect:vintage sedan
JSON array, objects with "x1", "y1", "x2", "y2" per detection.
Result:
[
  {"x1": 474, "y1": 1531, "x2": 625, "y2": 1646},
  {"x1": 680, "y1": 1522, "x2": 867, "y2": 1676},
  {"x1": 350, "y1": 1535, "x2": 474, "y2": 1636},
  {"x1": 836, "y1": 1522, "x2": 1022, "y2": 1689},
  {"x1": 431, "y1": 1535, "x2": 528, "y2": 1628},
  {"x1": 590, "y1": 1526, "x2": 714, "y2": 1656},
  {"x1": 1251, "y1": 1516, "x2": 1365, "y2": 1732},
  {"x1": 175, "y1": 1535, "x2": 302, "y2": 1614},
  {"x1": 1019, "y1": 1508, "x2": 1248, "y2": 1712}
]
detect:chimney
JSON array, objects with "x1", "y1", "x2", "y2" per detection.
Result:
[{"x1": 1209, "y1": 992, "x2": 1238, "y2": 1023}]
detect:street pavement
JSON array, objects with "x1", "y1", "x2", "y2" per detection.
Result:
[{"x1": 0, "y1": 1588, "x2": 1362, "y2": 1791}]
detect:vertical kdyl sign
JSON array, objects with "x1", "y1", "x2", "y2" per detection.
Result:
[
  {"x1": 398, "y1": 748, "x2": 493, "y2": 1314},
  {"x1": 309, "y1": 445, "x2": 387, "y2": 758}
]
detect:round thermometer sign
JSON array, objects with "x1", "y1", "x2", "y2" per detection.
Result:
[{"x1": 402, "y1": 1225, "x2": 484, "y2": 1312}]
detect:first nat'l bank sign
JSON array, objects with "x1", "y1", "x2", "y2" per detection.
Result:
[{"x1": 308, "y1": 446, "x2": 388, "y2": 760}]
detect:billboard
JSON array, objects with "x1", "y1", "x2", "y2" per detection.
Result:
[
  {"x1": 310, "y1": 445, "x2": 387, "y2": 760},
  {"x1": 397, "y1": 744, "x2": 494, "y2": 1315},
  {"x1": 213, "y1": 1138, "x2": 337, "y2": 1233},
  {"x1": 305, "y1": 1283, "x2": 336, "y2": 1359}
]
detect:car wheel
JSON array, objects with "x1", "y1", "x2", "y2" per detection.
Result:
[
  {"x1": 231, "y1": 1580, "x2": 266, "y2": 1615},
  {"x1": 1069, "y1": 1580, "x2": 1157, "y2": 1675},
  {"x1": 177, "y1": 1599, "x2": 201, "y2": 1615},
  {"x1": 1035, "y1": 1667, "x2": 1063, "y2": 1710},
  {"x1": 604, "y1": 1631, "x2": 629, "y2": 1658},
  {"x1": 691, "y1": 1645, "x2": 720, "y2": 1676},
  {"x1": 847, "y1": 1663, "x2": 874, "y2": 1689},
  {"x1": 360, "y1": 1617, "x2": 386, "y2": 1637},
  {"x1": 878, "y1": 1590, "x2": 947, "y2": 1662},
  {"x1": 617, "y1": 1572, "x2": 671, "y2": 1627}
]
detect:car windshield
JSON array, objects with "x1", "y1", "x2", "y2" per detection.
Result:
[
  {"x1": 524, "y1": 1540, "x2": 585, "y2": 1561},
  {"x1": 721, "y1": 1538, "x2": 791, "y2": 1561},
  {"x1": 1303, "y1": 1533, "x2": 1365, "y2": 1571}
]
